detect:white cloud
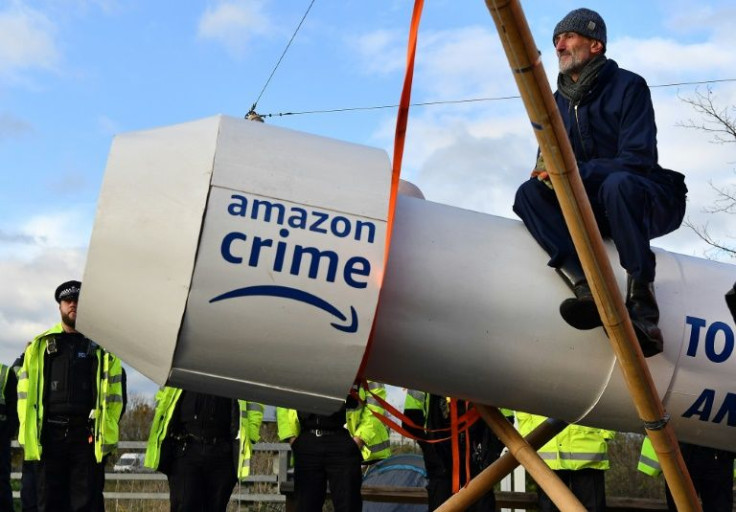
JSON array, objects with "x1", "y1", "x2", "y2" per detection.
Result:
[
  {"x1": 0, "y1": 247, "x2": 85, "y2": 365},
  {"x1": 197, "y1": 0, "x2": 273, "y2": 57},
  {"x1": 0, "y1": 111, "x2": 33, "y2": 140},
  {"x1": 351, "y1": 29, "x2": 406, "y2": 75},
  {"x1": 364, "y1": 13, "x2": 736, "y2": 264},
  {"x1": 0, "y1": 3, "x2": 60, "y2": 82}
]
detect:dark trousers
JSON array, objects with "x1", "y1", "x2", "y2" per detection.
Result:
[
  {"x1": 423, "y1": 443, "x2": 496, "y2": 512},
  {"x1": 537, "y1": 469, "x2": 606, "y2": 512},
  {"x1": 292, "y1": 430, "x2": 363, "y2": 512},
  {"x1": 37, "y1": 425, "x2": 102, "y2": 512},
  {"x1": 167, "y1": 438, "x2": 237, "y2": 512},
  {"x1": 21, "y1": 460, "x2": 39, "y2": 512},
  {"x1": 0, "y1": 427, "x2": 11, "y2": 512},
  {"x1": 513, "y1": 172, "x2": 685, "y2": 282},
  {"x1": 665, "y1": 444, "x2": 735, "y2": 512}
]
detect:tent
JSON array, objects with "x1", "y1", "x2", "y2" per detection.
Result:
[{"x1": 363, "y1": 453, "x2": 428, "y2": 512}]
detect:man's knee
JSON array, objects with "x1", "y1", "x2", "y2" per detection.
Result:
[
  {"x1": 514, "y1": 179, "x2": 549, "y2": 217},
  {"x1": 598, "y1": 172, "x2": 644, "y2": 206}
]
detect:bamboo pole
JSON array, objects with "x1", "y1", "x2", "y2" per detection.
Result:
[
  {"x1": 435, "y1": 412, "x2": 568, "y2": 512},
  {"x1": 479, "y1": 406, "x2": 585, "y2": 512},
  {"x1": 481, "y1": 1, "x2": 700, "y2": 510}
]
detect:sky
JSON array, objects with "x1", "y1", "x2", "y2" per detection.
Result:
[{"x1": 1, "y1": 0, "x2": 736, "y2": 401}]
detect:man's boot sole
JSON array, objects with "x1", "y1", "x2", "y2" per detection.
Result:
[{"x1": 559, "y1": 298, "x2": 603, "y2": 330}]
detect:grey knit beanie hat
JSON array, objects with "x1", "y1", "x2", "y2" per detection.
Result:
[{"x1": 553, "y1": 8, "x2": 606, "y2": 48}]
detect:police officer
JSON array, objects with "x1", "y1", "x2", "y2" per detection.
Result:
[
  {"x1": 277, "y1": 381, "x2": 391, "y2": 512},
  {"x1": 403, "y1": 391, "x2": 505, "y2": 512},
  {"x1": 17, "y1": 280, "x2": 126, "y2": 512},
  {"x1": 516, "y1": 412, "x2": 614, "y2": 512},
  {"x1": 144, "y1": 386, "x2": 264, "y2": 512},
  {"x1": 12, "y1": 351, "x2": 38, "y2": 512},
  {"x1": 0, "y1": 362, "x2": 18, "y2": 511},
  {"x1": 639, "y1": 437, "x2": 735, "y2": 512}
]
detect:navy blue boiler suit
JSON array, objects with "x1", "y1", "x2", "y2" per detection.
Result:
[{"x1": 513, "y1": 59, "x2": 685, "y2": 282}]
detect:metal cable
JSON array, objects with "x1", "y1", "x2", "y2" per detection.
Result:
[{"x1": 248, "y1": 0, "x2": 317, "y2": 116}]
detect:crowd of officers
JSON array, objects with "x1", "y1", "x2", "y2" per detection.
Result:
[{"x1": 0, "y1": 279, "x2": 734, "y2": 512}]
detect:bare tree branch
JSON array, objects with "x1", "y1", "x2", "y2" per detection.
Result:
[
  {"x1": 678, "y1": 87, "x2": 736, "y2": 257},
  {"x1": 677, "y1": 86, "x2": 736, "y2": 144}
]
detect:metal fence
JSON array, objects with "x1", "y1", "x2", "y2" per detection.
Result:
[{"x1": 10, "y1": 440, "x2": 291, "y2": 505}]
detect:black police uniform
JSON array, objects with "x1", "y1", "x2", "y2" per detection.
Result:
[
  {"x1": 665, "y1": 443, "x2": 735, "y2": 512},
  {"x1": 37, "y1": 332, "x2": 103, "y2": 512},
  {"x1": 293, "y1": 403, "x2": 363, "y2": 512},
  {"x1": 166, "y1": 391, "x2": 240, "y2": 512}
]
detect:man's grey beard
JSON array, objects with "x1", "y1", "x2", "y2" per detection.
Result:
[{"x1": 559, "y1": 53, "x2": 591, "y2": 76}]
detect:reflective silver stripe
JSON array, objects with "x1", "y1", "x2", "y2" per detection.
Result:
[
  {"x1": 639, "y1": 454, "x2": 661, "y2": 470},
  {"x1": 366, "y1": 397, "x2": 380, "y2": 406},
  {"x1": 108, "y1": 374, "x2": 123, "y2": 384},
  {"x1": 368, "y1": 440, "x2": 390, "y2": 453},
  {"x1": 106, "y1": 394, "x2": 123, "y2": 403},
  {"x1": 540, "y1": 451, "x2": 608, "y2": 462},
  {"x1": 247, "y1": 403, "x2": 264, "y2": 412},
  {"x1": 18, "y1": 371, "x2": 28, "y2": 380},
  {"x1": 0, "y1": 365, "x2": 6, "y2": 406},
  {"x1": 17, "y1": 392, "x2": 27, "y2": 400},
  {"x1": 408, "y1": 389, "x2": 425, "y2": 401},
  {"x1": 368, "y1": 381, "x2": 383, "y2": 390}
]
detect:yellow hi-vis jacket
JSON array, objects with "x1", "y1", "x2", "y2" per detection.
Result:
[
  {"x1": 637, "y1": 437, "x2": 661, "y2": 476},
  {"x1": 638, "y1": 437, "x2": 736, "y2": 478},
  {"x1": 277, "y1": 381, "x2": 391, "y2": 462},
  {"x1": 17, "y1": 323, "x2": 125, "y2": 462},
  {"x1": 516, "y1": 412, "x2": 614, "y2": 471},
  {"x1": 144, "y1": 386, "x2": 264, "y2": 479}
]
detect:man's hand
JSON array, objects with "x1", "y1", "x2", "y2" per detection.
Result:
[
  {"x1": 352, "y1": 436, "x2": 364, "y2": 449},
  {"x1": 532, "y1": 153, "x2": 553, "y2": 189},
  {"x1": 531, "y1": 169, "x2": 553, "y2": 189}
]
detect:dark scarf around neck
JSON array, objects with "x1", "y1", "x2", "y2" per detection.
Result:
[{"x1": 557, "y1": 55, "x2": 607, "y2": 106}]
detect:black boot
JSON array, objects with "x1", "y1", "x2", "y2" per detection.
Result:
[
  {"x1": 556, "y1": 261, "x2": 602, "y2": 330},
  {"x1": 627, "y1": 275, "x2": 663, "y2": 357},
  {"x1": 726, "y1": 282, "x2": 736, "y2": 324}
]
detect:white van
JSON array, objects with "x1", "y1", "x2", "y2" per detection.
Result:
[{"x1": 113, "y1": 452, "x2": 147, "y2": 473}]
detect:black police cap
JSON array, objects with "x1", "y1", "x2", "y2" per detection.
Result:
[{"x1": 55, "y1": 280, "x2": 82, "y2": 303}]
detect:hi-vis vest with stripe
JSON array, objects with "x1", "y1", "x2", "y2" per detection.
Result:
[
  {"x1": 638, "y1": 437, "x2": 736, "y2": 478},
  {"x1": 516, "y1": 412, "x2": 614, "y2": 471},
  {"x1": 0, "y1": 363, "x2": 10, "y2": 419},
  {"x1": 637, "y1": 437, "x2": 661, "y2": 476},
  {"x1": 276, "y1": 381, "x2": 391, "y2": 462},
  {"x1": 17, "y1": 323, "x2": 125, "y2": 462},
  {"x1": 144, "y1": 386, "x2": 264, "y2": 479}
]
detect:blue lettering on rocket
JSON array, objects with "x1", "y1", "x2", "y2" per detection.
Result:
[
  {"x1": 220, "y1": 194, "x2": 373, "y2": 290},
  {"x1": 211, "y1": 193, "x2": 378, "y2": 333},
  {"x1": 682, "y1": 388, "x2": 736, "y2": 426},
  {"x1": 685, "y1": 316, "x2": 735, "y2": 363}
]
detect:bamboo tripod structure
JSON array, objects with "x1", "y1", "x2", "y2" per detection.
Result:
[
  {"x1": 440, "y1": 1, "x2": 705, "y2": 511},
  {"x1": 434, "y1": 413, "x2": 576, "y2": 512}
]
